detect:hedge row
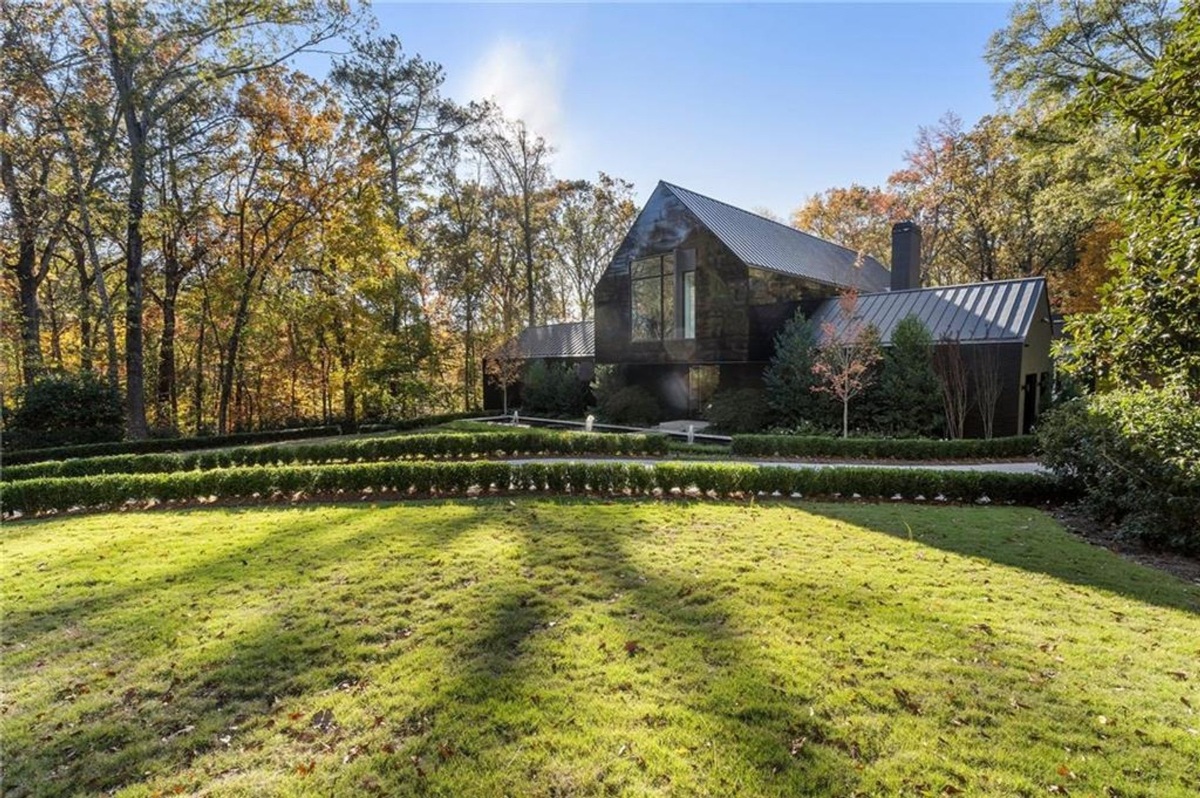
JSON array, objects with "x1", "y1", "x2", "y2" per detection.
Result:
[
  {"x1": 0, "y1": 461, "x2": 1068, "y2": 515},
  {"x1": 2, "y1": 431, "x2": 668, "y2": 482},
  {"x1": 2, "y1": 425, "x2": 343, "y2": 466},
  {"x1": 731, "y1": 434, "x2": 1038, "y2": 460}
]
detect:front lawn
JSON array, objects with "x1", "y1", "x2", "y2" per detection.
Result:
[{"x1": 2, "y1": 501, "x2": 1197, "y2": 796}]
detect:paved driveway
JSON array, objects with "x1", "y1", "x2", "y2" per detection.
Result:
[{"x1": 505, "y1": 456, "x2": 1046, "y2": 475}]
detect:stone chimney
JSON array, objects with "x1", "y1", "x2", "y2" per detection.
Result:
[{"x1": 890, "y1": 221, "x2": 922, "y2": 291}]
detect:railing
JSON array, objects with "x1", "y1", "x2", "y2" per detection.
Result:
[{"x1": 467, "y1": 413, "x2": 733, "y2": 444}]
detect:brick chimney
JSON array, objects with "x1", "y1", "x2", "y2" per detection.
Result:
[{"x1": 890, "y1": 222, "x2": 921, "y2": 291}]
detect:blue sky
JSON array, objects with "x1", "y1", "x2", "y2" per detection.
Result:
[{"x1": 308, "y1": 2, "x2": 1013, "y2": 218}]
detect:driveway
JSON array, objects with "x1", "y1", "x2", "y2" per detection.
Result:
[{"x1": 505, "y1": 456, "x2": 1047, "y2": 475}]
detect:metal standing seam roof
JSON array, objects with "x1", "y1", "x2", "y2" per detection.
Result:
[
  {"x1": 661, "y1": 182, "x2": 892, "y2": 292},
  {"x1": 514, "y1": 320, "x2": 595, "y2": 359},
  {"x1": 809, "y1": 277, "x2": 1049, "y2": 345}
]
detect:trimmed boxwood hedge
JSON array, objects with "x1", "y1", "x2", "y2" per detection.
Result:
[
  {"x1": 0, "y1": 460, "x2": 1068, "y2": 515},
  {"x1": 731, "y1": 434, "x2": 1038, "y2": 460},
  {"x1": 1, "y1": 431, "x2": 669, "y2": 482},
  {"x1": 1, "y1": 425, "x2": 343, "y2": 466}
]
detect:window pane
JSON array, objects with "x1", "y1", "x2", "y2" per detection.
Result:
[
  {"x1": 631, "y1": 277, "x2": 662, "y2": 340},
  {"x1": 662, "y1": 253, "x2": 675, "y2": 275},
  {"x1": 689, "y1": 365, "x2": 719, "y2": 415},
  {"x1": 662, "y1": 272, "x2": 675, "y2": 338},
  {"x1": 632, "y1": 257, "x2": 660, "y2": 279},
  {"x1": 683, "y1": 271, "x2": 695, "y2": 339}
]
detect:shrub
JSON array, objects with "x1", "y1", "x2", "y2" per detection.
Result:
[
  {"x1": 0, "y1": 460, "x2": 1066, "y2": 515},
  {"x1": 597, "y1": 386, "x2": 661, "y2": 427},
  {"x1": 872, "y1": 315, "x2": 943, "y2": 437},
  {"x1": 704, "y1": 388, "x2": 769, "y2": 434},
  {"x1": 2, "y1": 430, "x2": 671, "y2": 482},
  {"x1": 764, "y1": 316, "x2": 820, "y2": 429},
  {"x1": 521, "y1": 360, "x2": 588, "y2": 416},
  {"x1": 5, "y1": 372, "x2": 123, "y2": 449},
  {"x1": 1039, "y1": 387, "x2": 1200, "y2": 552},
  {"x1": 731, "y1": 434, "x2": 1038, "y2": 460},
  {"x1": 2, "y1": 425, "x2": 344, "y2": 466}
]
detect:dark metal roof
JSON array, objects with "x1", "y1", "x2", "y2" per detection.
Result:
[
  {"x1": 515, "y1": 320, "x2": 595, "y2": 359},
  {"x1": 809, "y1": 277, "x2": 1049, "y2": 345},
  {"x1": 662, "y1": 182, "x2": 891, "y2": 292}
]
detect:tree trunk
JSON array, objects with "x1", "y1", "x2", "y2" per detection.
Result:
[
  {"x1": 192, "y1": 304, "x2": 206, "y2": 435},
  {"x1": 72, "y1": 238, "x2": 95, "y2": 372},
  {"x1": 123, "y1": 133, "x2": 149, "y2": 438},
  {"x1": 217, "y1": 279, "x2": 255, "y2": 434},
  {"x1": 45, "y1": 276, "x2": 64, "y2": 368},
  {"x1": 842, "y1": 398, "x2": 849, "y2": 439},
  {"x1": 155, "y1": 258, "x2": 182, "y2": 430},
  {"x1": 15, "y1": 250, "x2": 41, "y2": 385},
  {"x1": 523, "y1": 194, "x2": 536, "y2": 327}
]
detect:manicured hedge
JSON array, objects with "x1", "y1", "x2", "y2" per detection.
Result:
[
  {"x1": 2, "y1": 425, "x2": 343, "y2": 466},
  {"x1": 0, "y1": 460, "x2": 1068, "y2": 515},
  {"x1": 731, "y1": 434, "x2": 1038, "y2": 460},
  {"x1": 2, "y1": 431, "x2": 668, "y2": 482}
]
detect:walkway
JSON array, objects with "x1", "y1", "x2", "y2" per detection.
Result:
[{"x1": 505, "y1": 456, "x2": 1046, "y2": 475}]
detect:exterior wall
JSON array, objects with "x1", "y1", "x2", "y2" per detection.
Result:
[
  {"x1": 1017, "y1": 299, "x2": 1055, "y2": 434},
  {"x1": 960, "y1": 342, "x2": 1025, "y2": 439},
  {"x1": 746, "y1": 269, "x2": 839, "y2": 360},
  {"x1": 593, "y1": 184, "x2": 819, "y2": 420},
  {"x1": 595, "y1": 185, "x2": 754, "y2": 366}
]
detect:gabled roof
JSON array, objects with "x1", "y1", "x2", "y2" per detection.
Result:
[
  {"x1": 662, "y1": 181, "x2": 891, "y2": 292},
  {"x1": 809, "y1": 277, "x2": 1049, "y2": 345},
  {"x1": 514, "y1": 320, "x2": 594, "y2": 359}
]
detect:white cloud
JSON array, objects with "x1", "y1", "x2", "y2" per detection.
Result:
[{"x1": 465, "y1": 38, "x2": 566, "y2": 148}]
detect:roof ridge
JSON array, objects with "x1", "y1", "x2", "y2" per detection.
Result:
[{"x1": 661, "y1": 180, "x2": 887, "y2": 266}]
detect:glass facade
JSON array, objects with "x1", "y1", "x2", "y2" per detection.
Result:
[
  {"x1": 682, "y1": 271, "x2": 695, "y2": 339},
  {"x1": 632, "y1": 249, "x2": 695, "y2": 342},
  {"x1": 688, "y1": 365, "x2": 719, "y2": 415}
]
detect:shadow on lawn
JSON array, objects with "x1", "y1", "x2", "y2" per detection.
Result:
[
  {"x1": 1, "y1": 503, "x2": 486, "y2": 795},
  {"x1": 10, "y1": 499, "x2": 1196, "y2": 797},
  {"x1": 804, "y1": 502, "x2": 1200, "y2": 616},
  {"x1": 356, "y1": 501, "x2": 858, "y2": 796}
]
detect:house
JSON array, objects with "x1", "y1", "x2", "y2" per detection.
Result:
[{"x1": 489, "y1": 181, "x2": 1054, "y2": 437}]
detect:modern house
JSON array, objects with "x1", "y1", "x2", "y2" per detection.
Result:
[{"x1": 489, "y1": 181, "x2": 1054, "y2": 437}]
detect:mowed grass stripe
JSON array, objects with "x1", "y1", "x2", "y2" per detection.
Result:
[{"x1": 1, "y1": 501, "x2": 1197, "y2": 797}]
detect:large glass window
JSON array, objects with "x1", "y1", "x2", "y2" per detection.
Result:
[
  {"x1": 631, "y1": 274, "x2": 662, "y2": 340},
  {"x1": 631, "y1": 254, "x2": 670, "y2": 341},
  {"x1": 682, "y1": 271, "x2": 695, "y2": 339},
  {"x1": 631, "y1": 250, "x2": 694, "y2": 342}
]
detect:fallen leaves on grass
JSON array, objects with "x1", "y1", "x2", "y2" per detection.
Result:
[{"x1": 893, "y1": 687, "x2": 922, "y2": 714}]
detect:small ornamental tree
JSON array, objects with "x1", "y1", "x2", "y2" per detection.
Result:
[
  {"x1": 764, "y1": 315, "x2": 820, "y2": 428},
  {"x1": 811, "y1": 291, "x2": 882, "y2": 438},
  {"x1": 486, "y1": 338, "x2": 524, "y2": 414},
  {"x1": 876, "y1": 314, "x2": 942, "y2": 436},
  {"x1": 972, "y1": 344, "x2": 1004, "y2": 439},
  {"x1": 935, "y1": 334, "x2": 971, "y2": 439}
]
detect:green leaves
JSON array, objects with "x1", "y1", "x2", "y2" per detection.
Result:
[
  {"x1": 0, "y1": 459, "x2": 1065, "y2": 515},
  {"x1": 731, "y1": 434, "x2": 1038, "y2": 460}
]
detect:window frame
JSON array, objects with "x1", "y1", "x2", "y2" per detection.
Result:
[{"x1": 630, "y1": 249, "x2": 696, "y2": 343}]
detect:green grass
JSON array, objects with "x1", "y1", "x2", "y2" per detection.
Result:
[{"x1": 2, "y1": 501, "x2": 1197, "y2": 797}]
